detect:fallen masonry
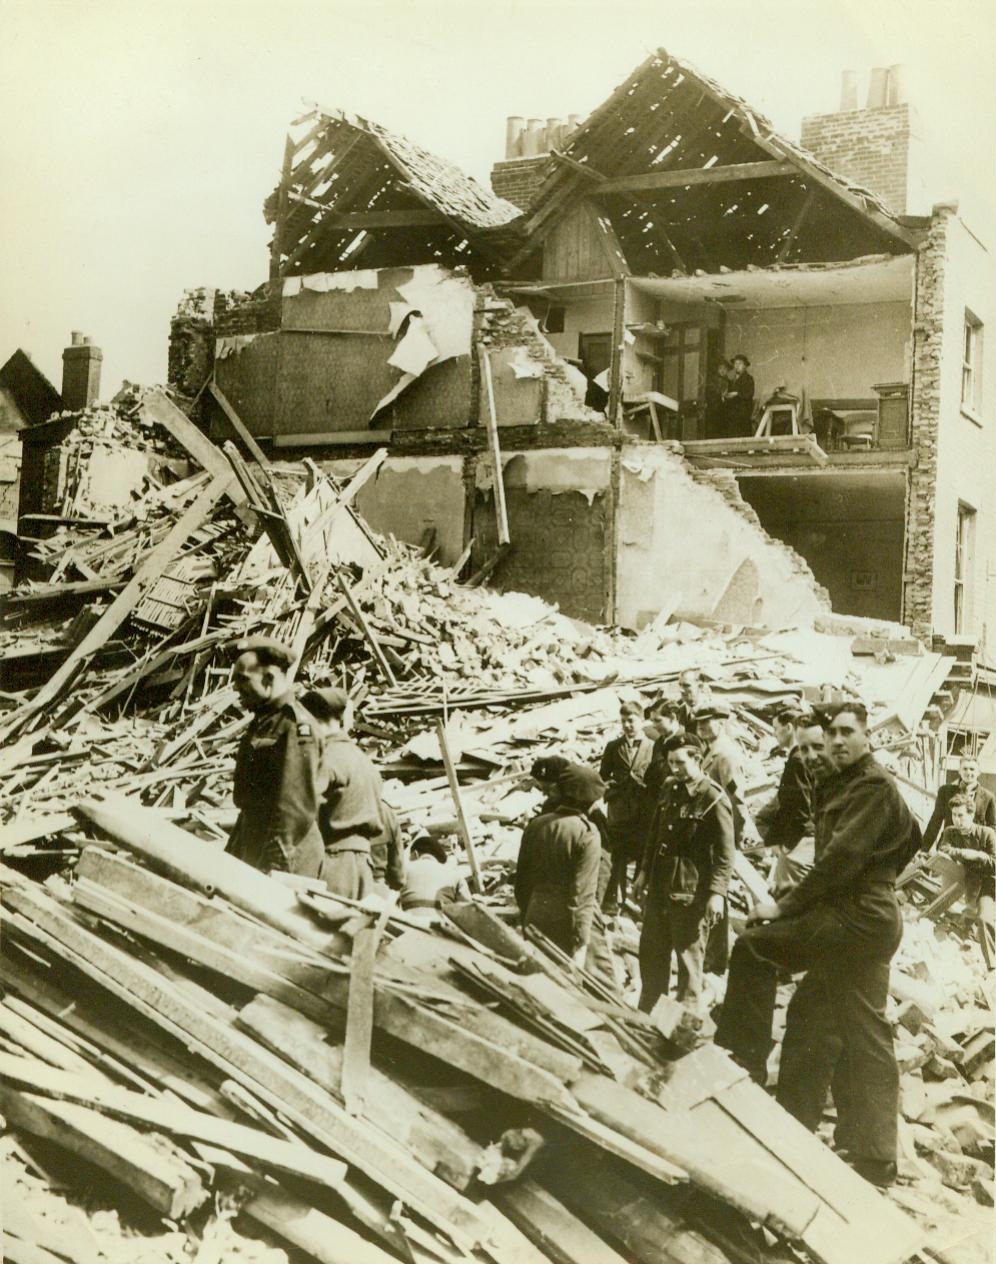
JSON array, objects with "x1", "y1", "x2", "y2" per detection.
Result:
[{"x1": 0, "y1": 387, "x2": 992, "y2": 1264}]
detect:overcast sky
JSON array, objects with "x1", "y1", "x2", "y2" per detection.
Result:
[{"x1": 3, "y1": 0, "x2": 994, "y2": 396}]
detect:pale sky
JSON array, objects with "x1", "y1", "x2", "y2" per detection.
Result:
[{"x1": 2, "y1": 0, "x2": 994, "y2": 397}]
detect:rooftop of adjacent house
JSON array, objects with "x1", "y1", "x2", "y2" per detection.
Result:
[{"x1": 0, "y1": 349, "x2": 64, "y2": 433}]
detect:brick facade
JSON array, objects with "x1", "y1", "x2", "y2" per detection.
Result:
[
  {"x1": 903, "y1": 208, "x2": 948, "y2": 639},
  {"x1": 801, "y1": 104, "x2": 913, "y2": 215},
  {"x1": 490, "y1": 157, "x2": 551, "y2": 211}
]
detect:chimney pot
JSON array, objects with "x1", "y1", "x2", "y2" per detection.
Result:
[
  {"x1": 867, "y1": 67, "x2": 888, "y2": 109},
  {"x1": 505, "y1": 115, "x2": 524, "y2": 160},
  {"x1": 839, "y1": 70, "x2": 858, "y2": 111},
  {"x1": 522, "y1": 118, "x2": 544, "y2": 157},
  {"x1": 71, "y1": 331, "x2": 84, "y2": 347},
  {"x1": 887, "y1": 64, "x2": 907, "y2": 106}
]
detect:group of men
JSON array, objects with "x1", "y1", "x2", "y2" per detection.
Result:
[
  {"x1": 513, "y1": 670, "x2": 995, "y2": 1188},
  {"x1": 226, "y1": 636, "x2": 461, "y2": 915}
]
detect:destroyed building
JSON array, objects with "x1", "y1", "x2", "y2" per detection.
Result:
[{"x1": 167, "y1": 50, "x2": 994, "y2": 654}]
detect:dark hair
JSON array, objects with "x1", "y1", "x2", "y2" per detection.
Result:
[
  {"x1": 794, "y1": 710, "x2": 824, "y2": 732},
  {"x1": 661, "y1": 731, "x2": 697, "y2": 756},
  {"x1": 826, "y1": 701, "x2": 869, "y2": 729},
  {"x1": 774, "y1": 704, "x2": 804, "y2": 723},
  {"x1": 650, "y1": 700, "x2": 682, "y2": 721},
  {"x1": 301, "y1": 687, "x2": 350, "y2": 722},
  {"x1": 948, "y1": 793, "x2": 973, "y2": 814},
  {"x1": 411, "y1": 836, "x2": 449, "y2": 863}
]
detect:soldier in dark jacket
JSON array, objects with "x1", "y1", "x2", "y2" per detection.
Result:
[
  {"x1": 302, "y1": 687, "x2": 391, "y2": 900},
  {"x1": 600, "y1": 701, "x2": 655, "y2": 911},
  {"x1": 922, "y1": 753, "x2": 996, "y2": 850},
  {"x1": 515, "y1": 766, "x2": 606, "y2": 965},
  {"x1": 227, "y1": 638, "x2": 324, "y2": 877},
  {"x1": 634, "y1": 734, "x2": 734, "y2": 1011},
  {"x1": 715, "y1": 703, "x2": 921, "y2": 1187}
]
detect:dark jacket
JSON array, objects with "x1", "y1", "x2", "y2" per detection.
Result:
[
  {"x1": 778, "y1": 753, "x2": 921, "y2": 920},
  {"x1": 515, "y1": 807, "x2": 601, "y2": 953},
  {"x1": 600, "y1": 736, "x2": 655, "y2": 834},
  {"x1": 228, "y1": 691, "x2": 324, "y2": 876},
  {"x1": 764, "y1": 748, "x2": 816, "y2": 852},
  {"x1": 923, "y1": 781, "x2": 996, "y2": 850},
  {"x1": 317, "y1": 733, "x2": 386, "y2": 855},
  {"x1": 642, "y1": 775, "x2": 734, "y2": 905},
  {"x1": 723, "y1": 370, "x2": 755, "y2": 432},
  {"x1": 370, "y1": 801, "x2": 405, "y2": 888},
  {"x1": 938, "y1": 823, "x2": 996, "y2": 900}
]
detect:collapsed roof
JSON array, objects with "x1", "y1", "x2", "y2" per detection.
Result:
[
  {"x1": 267, "y1": 47, "x2": 923, "y2": 283},
  {"x1": 265, "y1": 105, "x2": 522, "y2": 277}
]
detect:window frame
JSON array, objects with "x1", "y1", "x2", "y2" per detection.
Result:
[{"x1": 961, "y1": 308, "x2": 983, "y2": 418}]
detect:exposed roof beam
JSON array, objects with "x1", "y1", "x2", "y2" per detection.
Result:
[
  {"x1": 592, "y1": 160, "x2": 794, "y2": 196},
  {"x1": 285, "y1": 199, "x2": 447, "y2": 229}
]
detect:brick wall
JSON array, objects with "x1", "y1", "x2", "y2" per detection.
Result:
[
  {"x1": 490, "y1": 157, "x2": 551, "y2": 211},
  {"x1": 904, "y1": 209, "x2": 948, "y2": 639},
  {"x1": 800, "y1": 104, "x2": 913, "y2": 214}
]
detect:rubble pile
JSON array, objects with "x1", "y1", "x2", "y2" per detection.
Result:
[{"x1": 0, "y1": 389, "x2": 991, "y2": 1264}]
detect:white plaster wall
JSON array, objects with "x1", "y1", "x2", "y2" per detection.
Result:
[
  {"x1": 615, "y1": 446, "x2": 827, "y2": 630},
  {"x1": 930, "y1": 214, "x2": 996, "y2": 640},
  {"x1": 545, "y1": 295, "x2": 614, "y2": 365},
  {"x1": 723, "y1": 301, "x2": 912, "y2": 402}
]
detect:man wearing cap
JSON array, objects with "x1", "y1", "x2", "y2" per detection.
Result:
[
  {"x1": 228, "y1": 638, "x2": 325, "y2": 877},
  {"x1": 600, "y1": 702, "x2": 655, "y2": 913},
  {"x1": 722, "y1": 354, "x2": 755, "y2": 436},
  {"x1": 633, "y1": 733, "x2": 734, "y2": 1010},
  {"x1": 515, "y1": 765, "x2": 606, "y2": 966},
  {"x1": 301, "y1": 687, "x2": 391, "y2": 900},
  {"x1": 715, "y1": 703, "x2": 921, "y2": 1187},
  {"x1": 696, "y1": 702, "x2": 758, "y2": 847}
]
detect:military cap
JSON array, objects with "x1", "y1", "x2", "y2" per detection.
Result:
[
  {"x1": 619, "y1": 700, "x2": 644, "y2": 718},
  {"x1": 774, "y1": 701, "x2": 805, "y2": 722},
  {"x1": 531, "y1": 755, "x2": 571, "y2": 783},
  {"x1": 557, "y1": 765, "x2": 606, "y2": 810},
  {"x1": 660, "y1": 731, "x2": 696, "y2": 756},
  {"x1": 694, "y1": 702, "x2": 731, "y2": 723},
  {"x1": 233, "y1": 636, "x2": 296, "y2": 668},
  {"x1": 732, "y1": 354, "x2": 751, "y2": 367}
]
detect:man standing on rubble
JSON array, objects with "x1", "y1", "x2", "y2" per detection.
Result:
[
  {"x1": 936, "y1": 794, "x2": 996, "y2": 961},
  {"x1": 696, "y1": 702, "x2": 759, "y2": 846},
  {"x1": 763, "y1": 709, "x2": 821, "y2": 896},
  {"x1": 228, "y1": 637, "x2": 325, "y2": 877},
  {"x1": 674, "y1": 669, "x2": 711, "y2": 734},
  {"x1": 922, "y1": 753, "x2": 996, "y2": 851},
  {"x1": 715, "y1": 703, "x2": 921, "y2": 1187},
  {"x1": 600, "y1": 701, "x2": 655, "y2": 914},
  {"x1": 301, "y1": 687, "x2": 393, "y2": 900},
  {"x1": 515, "y1": 765, "x2": 606, "y2": 966},
  {"x1": 634, "y1": 733, "x2": 734, "y2": 1011}
]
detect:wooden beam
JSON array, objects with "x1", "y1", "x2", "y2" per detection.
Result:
[
  {"x1": 0, "y1": 473, "x2": 234, "y2": 742},
  {"x1": 478, "y1": 348, "x2": 511, "y2": 546},
  {"x1": 0, "y1": 1053, "x2": 349, "y2": 1191},
  {"x1": 436, "y1": 719, "x2": 484, "y2": 894},
  {"x1": 607, "y1": 277, "x2": 625, "y2": 428},
  {"x1": 246, "y1": 1186, "x2": 397, "y2": 1264},
  {"x1": 592, "y1": 159, "x2": 794, "y2": 196},
  {"x1": 286, "y1": 200, "x2": 448, "y2": 230},
  {"x1": 208, "y1": 379, "x2": 272, "y2": 466},
  {"x1": 776, "y1": 186, "x2": 817, "y2": 263},
  {"x1": 334, "y1": 571, "x2": 398, "y2": 686},
  {"x1": 138, "y1": 389, "x2": 246, "y2": 505},
  {"x1": 341, "y1": 901, "x2": 393, "y2": 1115}
]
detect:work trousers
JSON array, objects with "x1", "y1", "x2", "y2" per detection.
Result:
[
  {"x1": 320, "y1": 849, "x2": 374, "y2": 901},
  {"x1": 714, "y1": 894, "x2": 902, "y2": 1163},
  {"x1": 638, "y1": 889, "x2": 710, "y2": 1011},
  {"x1": 603, "y1": 822, "x2": 644, "y2": 913}
]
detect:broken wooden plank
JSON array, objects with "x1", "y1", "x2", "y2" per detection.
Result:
[
  {"x1": 334, "y1": 570, "x2": 398, "y2": 686},
  {"x1": 208, "y1": 378, "x2": 273, "y2": 467},
  {"x1": 493, "y1": 1179, "x2": 629, "y2": 1264},
  {"x1": 0, "y1": 472, "x2": 234, "y2": 742},
  {"x1": 0, "y1": 814, "x2": 77, "y2": 852},
  {"x1": 246, "y1": 1185, "x2": 398, "y2": 1264},
  {"x1": 75, "y1": 793, "x2": 340, "y2": 949},
  {"x1": 341, "y1": 900, "x2": 393, "y2": 1115},
  {"x1": 0, "y1": 1085, "x2": 206, "y2": 1219},
  {"x1": 436, "y1": 718, "x2": 484, "y2": 894},
  {"x1": 238, "y1": 994, "x2": 489, "y2": 1192},
  {"x1": 0, "y1": 1052, "x2": 348, "y2": 1191},
  {"x1": 138, "y1": 389, "x2": 246, "y2": 505},
  {"x1": 478, "y1": 347, "x2": 510, "y2": 546}
]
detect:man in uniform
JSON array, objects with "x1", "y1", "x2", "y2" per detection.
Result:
[
  {"x1": 715, "y1": 703, "x2": 921, "y2": 1187},
  {"x1": 696, "y1": 702, "x2": 759, "y2": 846},
  {"x1": 301, "y1": 687, "x2": 391, "y2": 900},
  {"x1": 634, "y1": 733, "x2": 734, "y2": 1011},
  {"x1": 922, "y1": 752, "x2": 996, "y2": 850},
  {"x1": 600, "y1": 701, "x2": 655, "y2": 912},
  {"x1": 515, "y1": 765, "x2": 606, "y2": 966},
  {"x1": 227, "y1": 637, "x2": 324, "y2": 877}
]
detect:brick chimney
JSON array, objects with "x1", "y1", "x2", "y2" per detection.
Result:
[
  {"x1": 490, "y1": 113, "x2": 583, "y2": 211},
  {"x1": 61, "y1": 331, "x2": 102, "y2": 410},
  {"x1": 800, "y1": 67, "x2": 927, "y2": 215}
]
